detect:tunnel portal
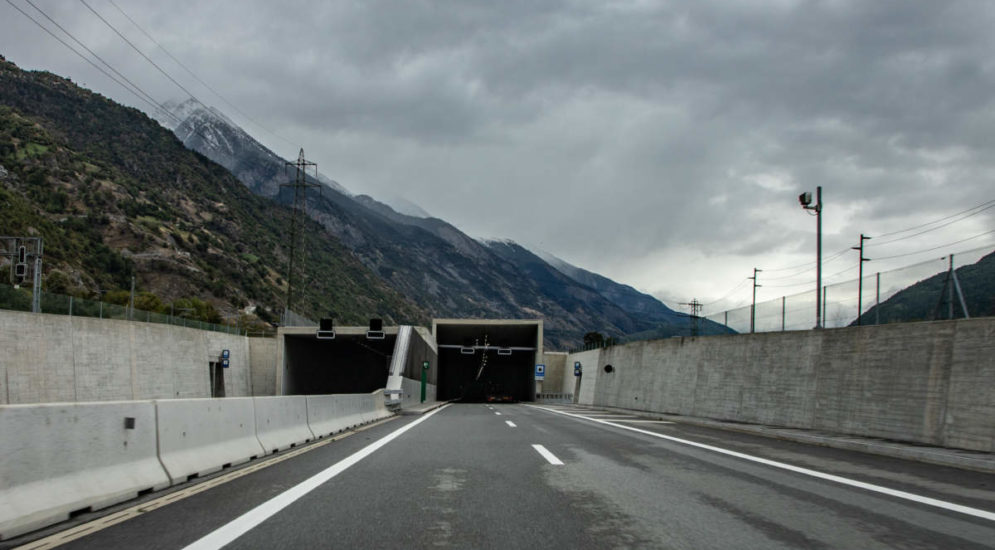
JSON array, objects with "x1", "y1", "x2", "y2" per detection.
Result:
[
  {"x1": 281, "y1": 330, "x2": 397, "y2": 395},
  {"x1": 435, "y1": 320, "x2": 542, "y2": 403}
]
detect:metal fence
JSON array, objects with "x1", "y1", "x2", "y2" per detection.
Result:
[
  {"x1": 705, "y1": 244, "x2": 992, "y2": 334},
  {"x1": 0, "y1": 283, "x2": 253, "y2": 335}
]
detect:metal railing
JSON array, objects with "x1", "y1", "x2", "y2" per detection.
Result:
[{"x1": 0, "y1": 283, "x2": 265, "y2": 336}]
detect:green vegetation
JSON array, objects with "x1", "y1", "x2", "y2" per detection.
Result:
[{"x1": 0, "y1": 57, "x2": 426, "y2": 327}]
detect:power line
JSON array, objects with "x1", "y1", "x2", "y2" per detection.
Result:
[
  {"x1": 78, "y1": 0, "x2": 206, "y2": 111},
  {"x1": 701, "y1": 277, "x2": 750, "y2": 307},
  {"x1": 21, "y1": 0, "x2": 165, "y2": 114},
  {"x1": 106, "y1": 0, "x2": 297, "y2": 148},
  {"x1": 868, "y1": 201, "x2": 995, "y2": 247},
  {"x1": 871, "y1": 198, "x2": 995, "y2": 240},
  {"x1": 3, "y1": 0, "x2": 169, "y2": 116},
  {"x1": 761, "y1": 247, "x2": 852, "y2": 282},
  {"x1": 872, "y1": 229, "x2": 995, "y2": 261}
]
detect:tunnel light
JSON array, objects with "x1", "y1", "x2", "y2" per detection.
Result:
[
  {"x1": 460, "y1": 347, "x2": 475, "y2": 355},
  {"x1": 367, "y1": 318, "x2": 385, "y2": 340},
  {"x1": 497, "y1": 348, "x2": 512, "y2": 356},
  {"x1": 316, "y1": 318, "x2": 335, "y2": 340}
]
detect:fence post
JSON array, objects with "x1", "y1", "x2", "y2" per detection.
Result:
[
  {"x1": 875, "y1": 272, "x2": 880, "y2": 325},
  {"x1": 781, "y1": 296, "x2": 785, "y2": 331},
  {"x1": 69, "y1": 296, "x2": 73, "y2": 317}
]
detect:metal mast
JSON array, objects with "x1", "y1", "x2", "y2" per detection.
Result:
[{"x1": 281, "y1": 149, "x2": 319, "y2": 315}]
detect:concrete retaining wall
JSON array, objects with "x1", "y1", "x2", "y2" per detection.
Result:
[
  {"x1": 0, "y1": 310, "x2": 252, "y2": 404},
  {"x1": 155, "y1": 398, "x2": 264, "y2": 485},
  {"x1": 253, "y1": 396, "x2": 314, "y2": 453},
  {"x1": 570, "y1": 318, "x2": 995, "y2": 452},
  {"x1": 0, "y1": 401, "x2": 170, "y2": 540},
  {"x1": 249, "y1": 337, "x2": 277, "y2": 396}
]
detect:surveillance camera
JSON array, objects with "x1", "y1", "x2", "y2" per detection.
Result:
[{"x1": 798, "y1": 192, "x2": 812, "y2": 207}]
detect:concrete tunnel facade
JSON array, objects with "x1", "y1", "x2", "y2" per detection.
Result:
[{"x1": 275, "y1": 320, "x2": 542, "y2": 403}]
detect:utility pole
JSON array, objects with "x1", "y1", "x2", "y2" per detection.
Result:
[
  {"x1": 679, "y1": 299, "x2": 703, "y2": 336},
  {"x1": 749, "y1": 268, "x2": 761, "y2": 333},
  {"x1": 281, "y1": 149, "x2": 319, "y2": 316},
  {"x1": 799, "y1": 187, "x2": 823, "y2": 328},
  {"x1": 852, "y1": 234, "x2": 870, "y2": 325}
]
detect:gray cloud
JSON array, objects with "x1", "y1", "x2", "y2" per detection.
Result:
[{"x1": 2, "y1": 0, "x2": 994, "y2": 310}]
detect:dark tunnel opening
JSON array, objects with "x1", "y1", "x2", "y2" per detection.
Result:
[
  {"x1": 435, "y1": 322, "x2": 540, "y2": 403},
  {"x1": 282, "y1": 333, "x2": 396, "y2": 395}
]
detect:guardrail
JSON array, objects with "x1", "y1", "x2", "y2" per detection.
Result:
[{"x1": 0, "y1": 392, "x2": 392, "y2": 541}]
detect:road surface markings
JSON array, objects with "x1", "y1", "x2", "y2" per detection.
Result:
[
  {"x1": 506, "y1": 421, "x2": 517, "y2": 428},
  {"x1": 528, "y1": 405, "x2": 995, "y2": 522},
  {"x1": 12, "y1": 416, "x2": 402, "y2": 550},
  {"x1": 181, "y1": 405, "x2": 450, "y2": 550},
  {"x1": 495, "y1": 411, "x2": 502, "y2": 416},
  {"x1": 532, "y1": 444, "x2": 564, "y2": 465},
  {"x1": 613, "y1": 420, "x2": 674, "y2": 424}
]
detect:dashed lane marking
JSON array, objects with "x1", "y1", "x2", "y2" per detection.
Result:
[
  {"x1": 506, "y1": 421, "x2": 517, "y2": 428},
  {"x1": 532, "y1": 444, "x2": 564, "y2": 466}
]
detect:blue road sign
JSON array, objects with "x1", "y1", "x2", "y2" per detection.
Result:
[
  {"x1": 222, "y1": 349, "x2": 230, "y2": 359},
  {"x1": 535, "y1": 364, "x2": 545, "y2": 381},
  {"x1": 222, "y1": 358, "x2": 230, "y2": 369},
  {"x1": 574, "y1": 361, "x2": 582, "y2": 376}
]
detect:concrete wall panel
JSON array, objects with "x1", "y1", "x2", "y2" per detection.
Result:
[
  {"x1": 0, "y1": 401, "x2": 169, "y2": 540},
  {"x1": 253, "y1": 396, "x2": 314, "y2": 453},
  {"x1": 155, "y1": 397, "x2": 264, "y2": 485},
  {"x1": 249, "y1": 337, "x2": 277, "y2": 396}
]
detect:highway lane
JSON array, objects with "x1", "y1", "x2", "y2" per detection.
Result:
[{"x1": 12, "y1": 403, "x2": 995, "y2": 549}]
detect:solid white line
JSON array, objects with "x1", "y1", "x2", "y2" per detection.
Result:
[
  {"x1": 532, "y1": 444, "x2": 564, "y2": 465},
  {"x1": 506, "y1": 421, "x2": 517, "y2": 428},
  {"x1": 613, "y1": 420, "x2": 675, "y2": 424},
  {"x1": 527, "y1": 405, "x2": 995, "y2": 522},
  {"x1": 182, "y1": 404, "x2": 450, "y2": 550}
]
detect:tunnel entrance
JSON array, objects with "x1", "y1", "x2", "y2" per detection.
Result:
[
  {"x1": 435, "y1": 320, "x2": 542, "y2": 403},
  {"x1": 281, "y1": 330, "x2": 397, "y2": 395}
]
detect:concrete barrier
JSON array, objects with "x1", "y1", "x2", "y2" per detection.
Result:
[
  {"x1": 306, "y1": 395, "x2": 351, "y2": 437},
  {"x1": 0, "y1": 401, "x2": 169, "y2": 540},
  {"x1": 155, "y1": 398, "x2": 265, "y2": 485},
  {"x1": 253, "y1": 396, "x2": 314, "y2": 454}
]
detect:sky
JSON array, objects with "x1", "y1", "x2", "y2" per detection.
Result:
[{"x1": 2, "y1": 0, "x2": 994, "y2": 315}]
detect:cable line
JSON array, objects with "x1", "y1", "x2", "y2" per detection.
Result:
[
  {"x1": 4, "y1": 0, "x2": 168, "y2": 116},
  {"x1": 20, "y1": 0, "x2": 173, "y2": 123},
  {"x1": 872, "y1": 229, "x2": 995, "y2": 261},
  {"x1": 107, "y1": 0, "x2": 297, "y2": 148},
  {"x1": 78, "y1": 0, "x2": 207, "y2": 111},
  {"x1": 868, "y1": 202, "x2": 995, "y2": 247},
  {"x1": 871, "y1": 198, "x2": 995, "y2": 240}
]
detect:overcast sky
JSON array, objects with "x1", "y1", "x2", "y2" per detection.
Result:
[{"x1": 2, "y1": 0, "x2": 994, "y2": 314}]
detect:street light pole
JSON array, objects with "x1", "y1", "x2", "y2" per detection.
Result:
[{"x1": 799, "y1": 186, "x2": 823, "y2": 328}]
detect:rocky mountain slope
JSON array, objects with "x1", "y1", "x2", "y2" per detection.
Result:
[{"x1": 0, "y1": 56, "x2": 425, "y2": 326}]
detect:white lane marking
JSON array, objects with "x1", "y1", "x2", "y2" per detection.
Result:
[
  {"x1": 613, "y1": 420, "x2": 675, "y2": 424},
  {"x1": 526, "y1": 405, "x2": 995, "y2": 523},
  {"x1": 532, "y1": 444, "x2": 564, "y2": 465},
  {"x1": 494, "y1": 411, "x2": 502, "y2": 416},
  {"x1": 183, "y1": 405, "x2": 451, "y2": 550},
  {"x1": 506, "y1": 421, "x2": 517, "y2": 428}
]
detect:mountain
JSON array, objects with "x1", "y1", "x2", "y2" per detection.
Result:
[
  {"x1": 162, "y1": 96, "x2": 685, "y2": 348},
  {"x1": 0, "y1": 56, "x2": 425, "y2": 326},
  {"x1": 855, "y1": 250, "x2": 995, "y2": 325},
  {"x1": 155, "y1": 98, "x2": 349, "y2": 197},
  {"x1": 5, "y1": 57, "x2": 708, "y2": 349},
  {"x1": 533, "y1": 248, "x2": 684, "y2": 326}
]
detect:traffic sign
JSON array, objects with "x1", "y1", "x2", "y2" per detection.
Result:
[
  {"x1": 574, "y1": 361, "x2": 582, "y2": 377},
  {"x1": 222, "y1": 349, "x2": 230, "y2": 359},
  {"x1": 222, "y1": 358, "x2": 230, "y2": 369},
  {"x1": 535, "y1": 364, "x2": 545, "y2": 381}
]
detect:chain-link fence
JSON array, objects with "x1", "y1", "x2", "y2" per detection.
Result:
[
  {"x1": 706, "y1": 245, "x2": 993, "y2": 333},
  {"x1": 0, "y1": 283, "x2": 253, "y2": 335}
]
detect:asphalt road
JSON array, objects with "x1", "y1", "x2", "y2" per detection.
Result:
[{"x1": 10, "y1": 403, "x2": 995, "y2": 549}]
